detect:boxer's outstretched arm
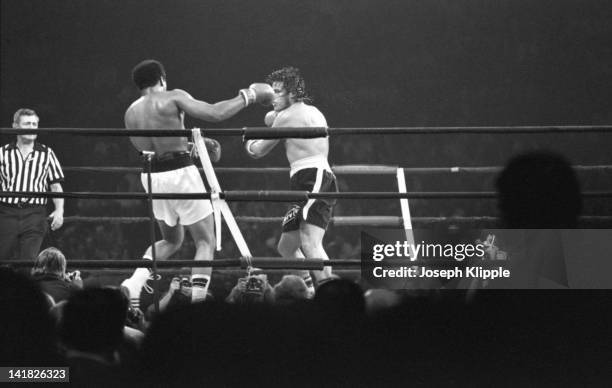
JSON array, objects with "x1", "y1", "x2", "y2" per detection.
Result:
[{"x1": 173, "y1": 89, "x2": 245, "y2": 123}]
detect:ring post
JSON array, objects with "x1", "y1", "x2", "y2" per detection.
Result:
[{"x1": 142, "y1": 151, "x2": 160, "y2": 313}]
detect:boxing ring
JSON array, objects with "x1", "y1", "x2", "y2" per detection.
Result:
[{"x1": 1, "y1": 125, "x2": 612, "y2": 297}]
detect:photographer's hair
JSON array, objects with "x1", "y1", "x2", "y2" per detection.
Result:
[
  {"x1": 13, "y1": 108, "x2": 38, "y2": 125},
  {"x1": 132, "y1": 59, "x2": 166, "y2": 90},
  {"x1": 266, "y1": 66, "x2": 311, "y2": 103},
  {"x1": 32, "y1": 247, "x2": 67, "y2": 277}
]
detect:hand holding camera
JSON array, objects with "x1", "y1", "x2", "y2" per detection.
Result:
[{"x1": 66, "y1": 270, "x2": 83, "y2": 287}]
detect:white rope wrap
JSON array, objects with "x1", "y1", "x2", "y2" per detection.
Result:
[
  {"x1": 192, "y1": 128, "x2": 252, "y2": 258},
  {"x1": 397, "y1": 168, "x2": 417, "y2": 261}
]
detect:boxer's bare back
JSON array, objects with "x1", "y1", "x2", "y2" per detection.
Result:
[{"x1": 125, "y1": 90, "x2": 190, "y2": 155}]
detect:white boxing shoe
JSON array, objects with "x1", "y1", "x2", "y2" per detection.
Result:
[{"x1": 121, "y1": 277, "x2": 145, "y2": 308}]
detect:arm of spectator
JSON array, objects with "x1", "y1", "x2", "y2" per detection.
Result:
[
  {"x1": 158, "y1": 277, "x2": 180, "y2": 312},
  {"x1": 225, "y1": 283, "x2": 245, "y2": 303}
]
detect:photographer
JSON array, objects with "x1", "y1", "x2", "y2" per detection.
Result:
[
  {"x1": 31, "y1": 247, "x2": 82, "y2": 303},
  {"x1": 226, "y1": 274, "x2": 275, "y2": 305},
  {"x1": 144, "y1": 276, "x2": 194, "y2": 320}
]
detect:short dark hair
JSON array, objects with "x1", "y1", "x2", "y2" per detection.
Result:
[
  {"x1": 266, "y1": 66, "x2": 310, "y2": 102},
  {"x1": 59, "y1": 287, "x2": 128, "y2": 353},
  {"x1": 496, "y1": 151, "x2": 582, "y2": 228},
  {"x1": 132, "y1": 59, "x2": 166, "y2": 90}
]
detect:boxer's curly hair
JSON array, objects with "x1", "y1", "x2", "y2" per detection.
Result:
[
  {"x1": 132, "y1": 59, "x2": 166, "y2": 90},
  {"x1": 266, "y1": 66, "x2": 311, "y2": 103}
]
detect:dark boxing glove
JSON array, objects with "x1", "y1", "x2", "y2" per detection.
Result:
[{"x1": 204, "y1": 137, "x2": 221, "y2": 162}]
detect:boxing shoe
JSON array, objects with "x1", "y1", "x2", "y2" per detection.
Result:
[
  {"x1": 121, "y1": 270, "x2": 161, "y2": 308},
  {"x1": 121, "y1": 277, "x2": 145, "y2": 309}
]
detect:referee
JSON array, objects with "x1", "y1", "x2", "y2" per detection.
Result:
[{"x1": 0, "y1": 108, "x2": 65, "y2": 261}]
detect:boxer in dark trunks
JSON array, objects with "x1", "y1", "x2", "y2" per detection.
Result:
[{"x1": 245, "y1": 67, "x2": 337, "y2": 294}]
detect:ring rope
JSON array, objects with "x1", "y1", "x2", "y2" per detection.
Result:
[
  {"x1": 60, "y1": 215, "x2": 612, "y2": 226},
  {"x1": 60, "y1": 164, "x2": 612, "y2": 175},
  {"x1": 3, "y1": 190, "x2": 612, "y2": 200},
  {"x1": 0, "y1": 258, "x2": 507, "y2": 270},
  {"x1": 2, "y1": 125, "x2": 612, "y2": 138}
]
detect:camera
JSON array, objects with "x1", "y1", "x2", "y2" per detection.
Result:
[
  {"x1": 127, "y1": 306, "x2": 141, "y2": 323},
  {"x1": 180, "y1": 278, "x2": 192, "y2": 288}
]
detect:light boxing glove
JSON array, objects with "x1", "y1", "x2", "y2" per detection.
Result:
[
  {"x1": 264, "y1": 110, "x2": 278, "y2": 127},
  {"x1": 240, "y1": 83, "x2": 274, "y2": 107},
  {"x1": 245, "y1": 139, "x2": 262, "y2": 158}
]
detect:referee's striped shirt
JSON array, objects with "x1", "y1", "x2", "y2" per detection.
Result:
[{"x1": 0, "y1": 141, "x2": 64, "y2": 206}]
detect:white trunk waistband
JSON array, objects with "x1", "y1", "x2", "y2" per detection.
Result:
[{"x1": 289, "y1": 155, "x2": 332, "y2": 177}]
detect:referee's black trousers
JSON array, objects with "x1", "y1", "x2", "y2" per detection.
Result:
[{"x1": 0, "y1": 203, "x2": 48, "y2": 261}]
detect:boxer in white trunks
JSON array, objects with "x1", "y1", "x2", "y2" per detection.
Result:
[{"x1": 121, "y1": 59, "x2": 273, "y2": 306}]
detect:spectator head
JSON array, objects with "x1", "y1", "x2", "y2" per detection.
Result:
[
  {"x1": 314, "y1": 277, "x2": 365, "y2": 316},
  {"x1": 0, "y1": 267, "x2": 58, "y2": 363},
  {"x1": 364, "y1": 289, "x2": 401, "y2": 314},
  {"x1": 32, "y1": 247, "x2": 67, "y2": 278},
  {"x1": 59, "y1": 287, "x2": 128, "y2": 357},
  {"x1": 273, "y1": 275, "x2": 309, "y2": 305},
  {"x1": 496, "y1": 151, "x2": 582, "y2": 228}
]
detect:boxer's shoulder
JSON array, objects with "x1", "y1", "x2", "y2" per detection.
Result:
[
  {"x1": 274, "y1": 103, "x2": 320, "y2": 127},
  {"x1": 169, "y1": 88, "x2": 190, "y2": 98},
  {"x1": 298, "y1": 104, "x2": 326, "y2": 127}
]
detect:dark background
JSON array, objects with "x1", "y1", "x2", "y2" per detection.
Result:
[{"x1": 1, "y1": 0, "x2": 611, "y2": 268}]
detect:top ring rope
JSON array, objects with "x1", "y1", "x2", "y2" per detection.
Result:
[
  {"x1": 61, "y1": 164, "x2": 612, "y2": 175},
  {"x1": 2, "y1": 125, "x2": 612, "y2": 138}
]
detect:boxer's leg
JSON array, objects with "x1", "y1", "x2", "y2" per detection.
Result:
[
  {"x1": 122, "y1": 220, "x2": 184, "y2": 308},
  {"x1": 300, "y1": 222, "x2": 333, "y2": 283},
  {"x1": 143, "y1": 220, "x2": 185, "y2": 260},
  {"x1": 277, "y1": 230, "x2": 302, "y2": 259},
  {"x1": 186, "y1": 214, "x2": 215, "y2": 302},
  {"x1": 279, "y1": 215, "x2": 315, "y2": 296}
]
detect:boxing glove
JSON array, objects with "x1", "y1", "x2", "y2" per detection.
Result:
[
  {"x1": 240, "y1": 83, "x2": 274, "y2": 106},
  {"x1": 245, "y1": 139, "x2": 262, "y2": 158},
  {"x1": 264, "y1": 110, "x2": 278, "y2": 127},
  {"x1": 204, "y1": 137, "x2": 221, "y2": 162}
]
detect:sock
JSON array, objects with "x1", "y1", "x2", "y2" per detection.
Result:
[{"x1": 191, "y1": 274, "x2": 211, "y2": 303}]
